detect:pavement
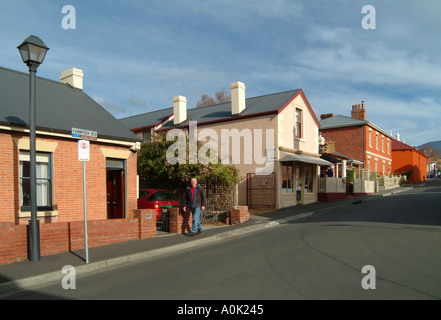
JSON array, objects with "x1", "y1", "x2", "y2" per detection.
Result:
[{"x1": 0, "y1": 185, "x2": 415, "y2": 297}]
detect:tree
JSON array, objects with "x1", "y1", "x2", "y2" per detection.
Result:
[
  {"x1": 196, "y1": 88, "x2": 231, "y2": 108},
  {"x1": 137, "y1": 132, "x2": 241, "y2": 209},
  {"x1": 420, "y1": 146, "x2": 440, "y2": 161}
]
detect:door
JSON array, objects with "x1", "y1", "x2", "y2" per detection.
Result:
[
  {"x1": 295, "y1": 167, "x2": 302, "y2": 203},
  {"x1": 107, "y1": 169, "x2": 124, "y2": 219}
]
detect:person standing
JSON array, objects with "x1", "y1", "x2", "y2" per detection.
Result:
[{"x1": 183, "y1": 178, "x2": 206, "y2": 236}]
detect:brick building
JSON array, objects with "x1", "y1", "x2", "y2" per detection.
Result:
[
  {"x1": 0, "y1": 66, "x2": 141, "y2": 225},
  {"x1": 320, "y1": 103, "x2": 394, "y2": 176}
]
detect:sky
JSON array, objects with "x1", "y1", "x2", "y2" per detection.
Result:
[{"x1": 1, "y1": 0, "x2": 440, "y2": 147}]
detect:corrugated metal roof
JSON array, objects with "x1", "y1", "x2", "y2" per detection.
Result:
[
  {"x1": 120, "y1": 89, "x2": 302, "y2": 130},
  {"x1": 119, "y1": 107, "x2": 173, "y2": 131},
  {"x1": 320, "y1": 115, "x2": 368, "y2": 129},
  {"x1": 0, "y1": 66, "x2": 139, "y2": 142}
]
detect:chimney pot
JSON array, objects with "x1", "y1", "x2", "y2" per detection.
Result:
[
  {"x1": 231, "y1": 81, "x2": 246, "y2": 115},
  {"x1": 173, "y1": 96, "x2": 187, "y2": 125},
  {"x1": 60, "y1": 68, "x2": 84, "y2": 90},
  {"x1": 320, "y1": 113, "x2": 334, "y2": 120},
  {"x1": 351, "y1": 102, "x2": 366, "y2": 120}
]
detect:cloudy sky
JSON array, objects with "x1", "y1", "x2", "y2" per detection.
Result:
[{"x1": 1, "y1": 0, "x2": 439, "y2": 146}]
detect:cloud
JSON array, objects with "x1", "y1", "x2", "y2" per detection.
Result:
[
  {"x1": 93, "y1": 97, "x2": 127, "y2": 116},
  {"x1": 294, "y1": 25, "x2": 441, "y2": 89}
]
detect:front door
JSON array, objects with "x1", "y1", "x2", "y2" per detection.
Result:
[{"x1": 107, "y1": 169, "x2": 124, "y2": 219}]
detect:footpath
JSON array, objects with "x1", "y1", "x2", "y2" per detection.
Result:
[{"x1": 0, "y1": 186, "x2": 413, "y2": 297}]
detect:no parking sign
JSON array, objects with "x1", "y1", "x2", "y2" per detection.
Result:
[{"x1": 78, "y1": 140, "x2": 90, "y2": 162}]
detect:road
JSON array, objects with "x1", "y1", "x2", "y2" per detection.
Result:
[{"x1": 5, "y1": 182, "x2": 441, "y2": 301}]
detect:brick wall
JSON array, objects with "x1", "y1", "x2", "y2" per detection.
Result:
[
  {"x1": 230, "y1": 206, "x2": 249, "y2": 224},
  {"x1": 0, "y1": 210, "x2": 156, "y2": 265},
  {"x1": 0, "y1": 132, "x2": 17, "y2": 223},
  {"x1": 321, "y1": 125, "x2": 392, "y2": 176},
  {"x1": 0, "y1": 130, "x2": 138, "y2": 224},
  {"x1": 321, "y1": 126, "x2": 365, "y2": 162},
  {"x1": 170, "y1": 207, "x2": 192, "y2": 234}
]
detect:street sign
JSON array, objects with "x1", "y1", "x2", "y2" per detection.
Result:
[
  {"x1": 78, "y1": 140, "x2": 90, "y2": 162},
  {"x1": 72, "y1": 128, "x2": 98, "y2": 141}
]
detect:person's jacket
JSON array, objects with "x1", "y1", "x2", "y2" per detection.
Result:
[{"x1": 185, "y1": 185, "x2": 206, "y2": 208}]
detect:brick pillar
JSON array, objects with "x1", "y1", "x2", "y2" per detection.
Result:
[
  {"x1": 134, "y1": 209, "x2": 156, "y2": 239},
  {"x1": 170, "y1": 207, "x2": 192, "y2": 234},
  {"x1": 230, "y1": 206, "x2": 249, "y2": 225}
]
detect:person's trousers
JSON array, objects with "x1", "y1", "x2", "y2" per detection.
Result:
[{"x1": 190, "y1": 206, "x2": 202, "y2": 233}]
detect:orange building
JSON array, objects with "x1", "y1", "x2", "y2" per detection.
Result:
[{"x1": 391, "y1": 139, "x2": 427, "y2": 183}]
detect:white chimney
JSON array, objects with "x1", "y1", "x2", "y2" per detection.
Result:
[
  {"x1": 231, "y1": 81, "x2": 246, "y2": 115},
  {"x1": 396, "y1": 133, "x2": 400, "y2": 141},
  {"x1": 173, "y1": 95, "x2": 187, "y2": 125},
  {"x1": 60, "y1": 68, "x2": 84, "y2": 90}
]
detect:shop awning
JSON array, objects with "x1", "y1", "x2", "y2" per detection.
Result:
[{"x1": 279, "y1": 151, "x2": 333, "y2": 166}]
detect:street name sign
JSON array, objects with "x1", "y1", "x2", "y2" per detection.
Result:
[{"x1": 72, "y1": 128, "x2": 98, "y2": 141}]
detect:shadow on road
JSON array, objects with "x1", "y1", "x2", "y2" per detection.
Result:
[{"x1": 0, "y1": 274, "x2": 68, "y2": 300}]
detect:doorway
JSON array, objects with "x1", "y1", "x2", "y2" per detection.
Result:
[
  {"x1": 106, "y1": 159, "x2": 125, "y2": 219},
  {"x1": 295, "y1": 167, "x2": 302, "y2": 204}
]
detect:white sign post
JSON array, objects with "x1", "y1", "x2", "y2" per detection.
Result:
[{"x1": 78, "y1": 139, "x2": 90, "y2": 264}]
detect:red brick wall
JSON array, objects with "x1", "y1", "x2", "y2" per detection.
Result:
[
  {"x1": 230, "y1": 206, "x2": 249, "y2": 224},
  {"x1": 0, "y1": 132, "x2": 18, "y2": 223},
  {"x1": 170, "y1": 207, "x2": 192, "y2": 234},
  {"x1": 321, "y1": 126, "x2": 365, "y2": 162},
  {"x1": 321, "y1": 125, "x2": 392, "y2": 175},
  {"x1": 0, "y1": 130, "x2": 138, "y2": 224},
  {"x1": 0, "y1": 211, "x2": 156, "y2": 265}
]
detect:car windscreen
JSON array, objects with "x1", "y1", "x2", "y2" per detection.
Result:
[{"x1": 156, "y1": 192, "x2": 177, "y2": 201}]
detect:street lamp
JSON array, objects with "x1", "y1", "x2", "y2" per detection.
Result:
[{"x1": 17, "y1": 35, "x2": 49, "y2": 262}]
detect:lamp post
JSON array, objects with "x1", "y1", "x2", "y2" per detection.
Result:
[{"x1": 17, "y1": 35, "x2": 49, "y2": 262}]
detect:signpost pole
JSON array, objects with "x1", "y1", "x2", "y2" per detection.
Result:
[
  {"x1": 78, "y1": 138, "x2": 91, "y2": 264},
  {"x1": 82, "y1": 159, "x2": 89, "y2": 264},
  {"x1": 75, "y1": 131, "x2": 95, "y2": 264}
]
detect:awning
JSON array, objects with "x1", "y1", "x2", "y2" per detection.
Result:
[{"x1": 279, "y1": 151, "x2": 333, "y2": 166}]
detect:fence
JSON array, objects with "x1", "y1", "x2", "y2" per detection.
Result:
[
  {"x1": 319, "y1": 169, "x2": 404, "y2": 198},
  {"x1": 199, "y1": 178, "x2": 235, "y2": 223}
]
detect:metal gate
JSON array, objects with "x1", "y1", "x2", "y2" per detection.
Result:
[
  {"x1": 157, "y1": 206, "x2": 171, "y2": 235},
  {"x1": 246, "y1": 172, "x2": 276, "y2": 209}
]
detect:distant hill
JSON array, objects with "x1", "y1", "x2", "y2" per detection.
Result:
[{"x1": 418, "y1": 140, "x2": 441, "y2": 154}]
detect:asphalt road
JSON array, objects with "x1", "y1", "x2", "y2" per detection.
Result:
[{"x1": 5, "y1": 182, "x2": 441, "y2": 301}]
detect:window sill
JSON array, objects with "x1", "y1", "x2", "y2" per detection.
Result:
[{"x1": 17, "y1": 210, "x2": 59, "y2": 219}]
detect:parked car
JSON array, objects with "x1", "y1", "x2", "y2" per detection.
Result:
[{"x1": 137, "y1": 189, "x2": 179, "y2": 220}]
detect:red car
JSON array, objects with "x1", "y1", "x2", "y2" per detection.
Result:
[{"x1": 137, "y1": 189, "x2": 179, "y2": 220}]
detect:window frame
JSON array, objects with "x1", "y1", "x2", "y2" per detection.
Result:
[
  {"x1": 295, "y1": 108, "x2": 303, "y2": 139},
  {"x1": 19, "y1": 151, "x2": 53, "y2": 212},
  {"x1": 281, "y1": 162, "x2": 294, "y2": 193}
]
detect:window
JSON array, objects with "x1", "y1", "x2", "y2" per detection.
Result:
[
  {"x1": 295, "y1": 108, "x2": 302, "y2": 139},
  {"x1": 369, "y1": 129, "x2": 372, "y2": 148},
  {"x1": 387, "y1": 139, "x2": 390, "y2": 155},
  {"x1": 304, "y1": 166, "x2": 314, "y2": 193},
  {"x1": 281, "y1": 162, "x2": 293, "y2": 193},
  {"x1": 20, "y1": 151, "x2": 52, "y2": 211},
  {"x1": 376, "y1": 132, "x2": 379, "y2": 150},
  {"x1": 382, "y1": 135, "x2": 385, "y2": 153}
]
